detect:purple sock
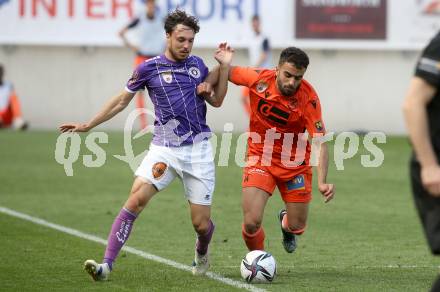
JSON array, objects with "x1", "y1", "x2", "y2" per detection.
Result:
[
  {"x1": 103, "y1": 208, "x2": 137, "y2": 270},
  {"x1": 196, "y1": 220, "x2": 215, "y2": 255}
]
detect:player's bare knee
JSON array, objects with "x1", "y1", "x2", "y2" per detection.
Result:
[
  {"x1": 126, "y1": 190, "x2": 147, "y2": 212},
  {"x1": 244, "y1": 222, "x2": 261, "y2": 234},
  {"x1": 192, "y1": 218, "x2": 209, "y2": 234},
  {"x1": 125, "y1": 198, "x2": 141, "y2": 213},
  {"x1": 243, "y1": 212, "x2": 262, "y2": 230}
]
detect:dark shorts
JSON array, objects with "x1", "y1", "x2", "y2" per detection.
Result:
[{"x1": 410, "y1": 159, "x2": 440, "y2": 255}]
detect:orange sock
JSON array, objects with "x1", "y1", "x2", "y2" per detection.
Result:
[
  {"x1": 282, "y1": 215, "x2": 306, "y2": 235},
  {"x1": 242, "y1": 224, "x2": 265, "y2": 251}
]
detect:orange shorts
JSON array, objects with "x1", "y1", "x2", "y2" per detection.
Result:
[{"x1": 242, "y1": 166, "x2": 312, "y2": 203}]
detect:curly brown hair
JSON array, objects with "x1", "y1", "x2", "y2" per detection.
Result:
[{"x1": 164, "y1": 9, "x2": 200, "y2": 34}]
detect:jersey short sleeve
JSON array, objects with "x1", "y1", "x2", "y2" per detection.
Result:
[
  {"x1": 229, "y1": 66, "x2": 260, "y2": 87},
  {"x1": 304, "y1": 94, "x2": 326, "y2": 137},
  {"x1": 415, "y1": 33, "x2": 440, "y2": 87},
  {"x1": 125, "y1": 61, "x2": 151, "y2": 93}
]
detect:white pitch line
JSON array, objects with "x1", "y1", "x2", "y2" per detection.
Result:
[
  {"x1": 0, "y1": 206, "x2": 266, "y2": 292},
  {"x1": 218, "y1": 265, "x2": 440, "y2": 269}
]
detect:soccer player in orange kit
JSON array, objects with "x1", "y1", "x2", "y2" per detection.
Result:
[
  {"x1": 205, "y1": 47, "x2": 335, "y2": 253},
  {"x1": 0, "y1": 64, "x2": 28, "y2": 130},
  {"x1": 236, "y1": 47, "x2": 335, "y2": 252}
]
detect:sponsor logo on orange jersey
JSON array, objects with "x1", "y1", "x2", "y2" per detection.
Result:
[{"x1": 257, "y1": 99, "x2": 290, "y2": 125}]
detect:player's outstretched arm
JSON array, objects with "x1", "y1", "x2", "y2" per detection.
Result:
[
  {"x1": 198, "y1": 42, "x2": 234, "y2": 107},
  {"x1": 317, "y1": 142, "x2": 335, "y2": 203},
  {"x1": 212, "y1": 42, "x2": 234, "y2": 106},
  {"x1": 59, "y1": 90, "x2": 135, "y2": 133}
]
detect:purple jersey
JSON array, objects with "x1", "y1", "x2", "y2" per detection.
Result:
[{"x1": 125, "y1": 54, "x2": 211, "y2": 146}]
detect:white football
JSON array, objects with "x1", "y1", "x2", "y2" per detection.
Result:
[{"x1": 240, "y1": 250, "x2": 277, "y2": 283}]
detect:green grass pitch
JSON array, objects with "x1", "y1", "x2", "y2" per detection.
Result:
[{"x1": 0, "y1": 131, "x2": 438, "y2": 291}]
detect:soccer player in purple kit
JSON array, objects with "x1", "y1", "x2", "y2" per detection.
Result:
[{"x1": 59, "y1": 10, "x2": 233, "y2": 280}]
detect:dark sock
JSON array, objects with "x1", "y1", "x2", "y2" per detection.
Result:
[{"x1": 196, "y1": 220, "x2": 215, "y2": 255}]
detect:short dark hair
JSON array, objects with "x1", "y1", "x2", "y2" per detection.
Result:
[
  {"x1": 278, "y1": 47, "x2": 309, "y2": 69},
  {"x1": 252, "y1": 14, "x2": 260, "y2": 22},
  {"x1": 164, "y1": 10, "x2": 200, "y2": 35}
]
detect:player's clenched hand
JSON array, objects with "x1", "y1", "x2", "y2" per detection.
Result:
[
  {"x1": 318, "y1": 183, "x2": 335, "y2": 203},
  {"x1": 421, "y1": 165, "x2": 440, "y2": 197},
  {"x1": 214, "y1": 42, "x2": 234, "y2": 65},
  {"x1": 59, "y1": 123, "x2": 90, "y2": 133},
  {"x1": 197, "y1": 82, "x2": 213, "y2": 99}
]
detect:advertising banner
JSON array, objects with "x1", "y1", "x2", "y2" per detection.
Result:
[
  {"x1": 0, "y1": 0, "x2": 439, "y2": 50},
  {"x1": 295, "y1": 0, "x2": 387, "y2": 40}
]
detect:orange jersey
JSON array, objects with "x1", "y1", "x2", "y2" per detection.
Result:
[{"x1": 230, "y1": 67, "x2": 326, "y2": 179}]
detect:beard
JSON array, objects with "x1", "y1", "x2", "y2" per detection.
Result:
[
  {"x1": 277, "y1": 79, "x2": 296, "y2": 96},
  {"x1": 280, "y1": 87, "x2": 295, "y2": 96}
]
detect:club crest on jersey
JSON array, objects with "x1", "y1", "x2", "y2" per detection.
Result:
[
  {"x1": 161, "y1": 71, "x2": 173, "y2": 84},
  {"x1": 256, "y1": 82, "x2": 268, "y2": 93},
  {"x1": 189, "y1": 67, "x2": 201, "y2": 79},
  {"x1": 286, "y1": 174, "x2": 305, "y2": 191},
  {"x1": 315, "y1": 121, "x2": 324, "y2": 132}
]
